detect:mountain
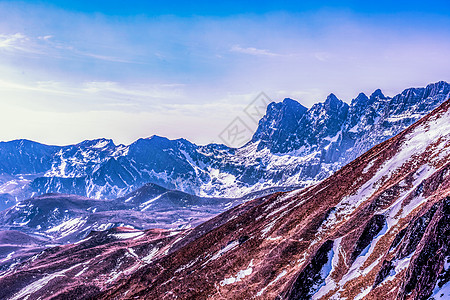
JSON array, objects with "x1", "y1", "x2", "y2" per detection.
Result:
[
  {"x1": 0, "y1": 183, "x2": 241, "y2": 244},
  {"x1": 1, "y1": 96, "x2": 448, "y2": 299},
  {"x1": 252, "y1": 97, "x2": 308, "y2": 152},
  {"x1": 103, "y1": 97, "x2": 450, "y2": 299},
  {"x1": 0, "y1": 183, "x2": 245, "y2": 272},
  {"x1": 0, "y1": 81, "x2": 448, "y2": 206}
]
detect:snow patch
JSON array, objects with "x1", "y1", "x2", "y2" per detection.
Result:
[
  {"x1": 142, "y1": 247, "x2": 159, "y2": 264},
  {"x1": 256, "y1": 270, "x2": 287, "y2": 297},
  {"x1": 220, "y1": 260, "x2": 254, "y2": 286},
  {"x1": 110, "y1": 231, "x2": 144, "y2": 240}
]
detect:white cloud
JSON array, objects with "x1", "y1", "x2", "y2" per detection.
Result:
[
  {"x1": 73, "y1": 51, "x2": 142, "y2": 64},
  {"x1": 38, "y1": 35, "x2": 53, "y2": 40},
  {"x1": 82, "y1": 81, "x2": 186, "y2": 102},
  {"x1": 314, "y1": 51, "x2": 332, "y2": 62},
  {"x1": 0, "y1": 33, "x2": 30, "y2": 52},
  {"x1": 230, "y1": 45, "x2": 279, "y2": 57},
  {"x1": 0, "y1": 31, "x2": 142, "y2": 65}
]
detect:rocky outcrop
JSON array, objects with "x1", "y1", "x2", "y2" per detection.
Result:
[{"x1": 285, "y1": 240, "x2": 334, "y2": 299}]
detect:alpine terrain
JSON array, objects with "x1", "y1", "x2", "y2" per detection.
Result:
[
  {"x1": 0, "y1": 81, "x2": 448, "y2": 206},
  {"x1": 0, "y1": 93, "x2": 448, "y2": 299}
]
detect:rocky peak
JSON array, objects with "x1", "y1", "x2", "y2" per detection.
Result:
[
  {"x1": 281, "y1": 97, "x2": 301, "y2": 107},
  {"x1": 424, "y1": 80, "x2": 450, "y2": 98},
  {"x1": 252, "y1": 98, "x2": 307, "y2": 151},
  {"x1": 257, "y1": 98, "x2": 307, "y2": 127},
  {"x1": 370, "y1": 88, "x2": 386, "y2": 100},
  {"x1": 387, "y1": 81, "x2": 450, "y2": 117},
  {"x1": 310, "y1": 93, "x2": 348, "y2": 116},
  {"x1": 352, "y1": 92, "x2": 369, "y2": 106},
  {"x1": 77, "y1": 138, "x2": 116, "y2": 149},
  {"x1": 324, "y1": 93, "x2": 342, "y2": 110},
  {"x1": 301, "y1": 94, "x2": 349, "y2": 144}
]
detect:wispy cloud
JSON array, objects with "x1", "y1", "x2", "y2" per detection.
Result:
[
  {"x1": 83, "y1": 81, "x2": 185, "y2": 101},
  {"x1": 314, "y1": 52, "x2": 332, "y2": 62},
  {"x1": 38, "y1": 35, "x2": 53, "y2": 41},
  {"x1": 0, "y1": 31, "x2": 144, "y2": 65},
  {"x1": 230, "y1": 45, "x2": 279, "y2": 57},
  {"x1": 0, "y1": 33, "x2": 31, "y2": 52},
  {"x1": 78, "y1": 52, "x2": 140, "y2": 64}
]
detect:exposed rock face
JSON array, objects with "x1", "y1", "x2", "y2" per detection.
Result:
[
  {"x1": 252, "y1": 98, "x2": 308, "y2": 152},
  {"x1": 350, "y1": 214, "x2": 386, "y2": 264},
  {"x1": 0, "y1": 82, "x2": 448, "y2": 204},
  {"x1": 1, "y1": 99, "x2": 448, "y2": 299},
  {"x1": 285, "y1": 240, "x2": 334, "y2": 299}
]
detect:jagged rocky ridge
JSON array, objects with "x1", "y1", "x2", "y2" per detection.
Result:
[
  {"x1": 0, "y1": 81, "x2": 448, "y2": 204},
  {"x1": 1, "y1": 96, "x2": 449, "y2": 299}
]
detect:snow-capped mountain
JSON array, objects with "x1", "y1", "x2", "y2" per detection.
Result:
[
  {"x1": 0, "y1": 183, "x2": 242, "y2": 244},
  {"x1": 0, "y1": 183, "x2": 245, "y2": 271},
  {"x1": 1, "y1": 92, "x2": 448, "y2": 300},
  {"x1": 0, "y1": 81, "x2": 448, "y2": 205}
]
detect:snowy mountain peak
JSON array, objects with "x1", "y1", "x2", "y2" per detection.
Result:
[
  {"x1": 77, "y1": 138, "x2": 116, "y2": 149},
  {"x1": 370, "y1": 88, "x2": 385, "y2": 100},
  {"x1": 252, "y1": 97, "x2": 307, "y2": 146},
  {"x1": 281, "y1": 97, "x2": 300, "y2": 106},
  {"x1": 0, "y1": 81, "x2": 448, "y2": 203}
]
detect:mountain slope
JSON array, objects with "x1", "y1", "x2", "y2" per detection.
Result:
[
  {"x1": 99, "y1": 98, "x2": 450, "y2": 299},
  {"x1": 0, "y1": 82, "x2": 448, "y2": 203},
  {"x1": 0, "y1": 227, "x2": 184, "y2": 300}
]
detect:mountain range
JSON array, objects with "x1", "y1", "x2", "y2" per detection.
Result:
[
  {"x1": 0, "y1": 88, "x2": 448, "y2": 299},
  {"x1": 0, "y1": 81, "x2": 448, "y2": 209},
  {"x1": 0, "y1": 182, "x2": 250, "y2": 272}
]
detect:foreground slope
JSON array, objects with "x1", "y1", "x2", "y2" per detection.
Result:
[
  {"x1": 0, "y1": 227, "x2": 185, "y2": 300},
  {"x1": 0, "y1": 197, "x2": 267, "y2": 299},
  {"x1": 102, "y1": 99, "x2": 450, "y2": 299}
]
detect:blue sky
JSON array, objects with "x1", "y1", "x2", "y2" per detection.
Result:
[{"x1": 0, "y1": 1, "x2": 449, "y2": 145}]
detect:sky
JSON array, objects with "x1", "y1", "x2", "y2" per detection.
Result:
[{"x1": 0, "y1": 1, "x2": 449, "y2": 146}]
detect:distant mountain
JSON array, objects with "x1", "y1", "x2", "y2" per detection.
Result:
[
  {"x1": 0, "y1": 81, "x2": 448, "y2": 206},
  {"x1": 0, "y1": 183, "x2": 241, "y2": 244},
  {"x1": 0, "y1": 183, "x2": 244, "y2": 271},
  {"x1": 2, "y1": 93, "x2": 448, "y2": 300}
]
